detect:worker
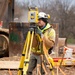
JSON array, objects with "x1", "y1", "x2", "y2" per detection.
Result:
[{"x1": 27, "y1": 12, "x2": 56, "y2": 75}]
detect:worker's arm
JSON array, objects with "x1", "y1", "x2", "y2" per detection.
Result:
[
  {"x1": 43, "y1": 36, "x2": 54, "y2": 48},
  {"x1": 43, "y1": 29, "x2": 55, "y2": 48}
]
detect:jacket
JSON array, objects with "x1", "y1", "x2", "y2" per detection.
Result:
[{"x1": 31, "y1": 23, "x2": 56, "y2": 54}]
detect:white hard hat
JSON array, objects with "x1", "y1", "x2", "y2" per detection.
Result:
[{"x1": 38, "y1": 12, "x2": 50, "y2": 19}]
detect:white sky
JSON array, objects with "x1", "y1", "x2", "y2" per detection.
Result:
[{"x1": 15, "y1": 0, "x2": 75, "y2": 7}]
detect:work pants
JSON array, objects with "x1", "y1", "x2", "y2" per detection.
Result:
[{"x1": 27, "y1": 53, "x2": 45, "y2": 75}]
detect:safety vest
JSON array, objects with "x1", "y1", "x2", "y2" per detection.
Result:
[{"x1": 31, "y1": 23, "x2": 55, "y2": 54}]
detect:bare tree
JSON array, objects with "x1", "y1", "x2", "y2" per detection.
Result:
[{"x1": 15, "y1": 0, "x2": 75, "y2": 40}]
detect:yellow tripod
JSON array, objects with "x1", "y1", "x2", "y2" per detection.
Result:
[
  {"x1": 18, "y1": 27, "x2": 34, "y2": 75},
  {"x1": 18, "y1": 26, "x2": 55, "y2": 75}
]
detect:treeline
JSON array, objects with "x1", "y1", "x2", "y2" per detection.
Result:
[
  {"x1": 14, "y1": 0, "x2": 75, "y2": 43},
  {"x1": 15, "y1": 0, "x2": 75, "y2": 37}
]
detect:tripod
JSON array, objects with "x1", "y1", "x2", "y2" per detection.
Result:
[
  {"x1": 18, "y1": 24, "x2": 43, "y2": 75},
  {"x1": 18, "y1": 25, "x2": 35, "y2": 75},
  {"x1": 18, "y1": 24, "x2": 55, "y2": 75}
]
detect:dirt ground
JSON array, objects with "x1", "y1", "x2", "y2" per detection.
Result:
[
  {"x1": 0, "y1": 56, "x2": 75, "y2": 75},
  {"x1": 0, "y1": 67, "x2": 75, "y2": 75},
  {"x1": 0, "y1": 43, "x2": 75, "y2": 75}
]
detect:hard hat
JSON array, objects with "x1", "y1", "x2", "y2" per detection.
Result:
[{"x1": 38, "y1": 12, "x2": 50, "y2": 19}]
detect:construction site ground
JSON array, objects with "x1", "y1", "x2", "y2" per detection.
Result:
[{"x1": 0, "y1": 44, "x2": 75, "y2": 75}]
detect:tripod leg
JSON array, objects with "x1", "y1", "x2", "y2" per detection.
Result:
[
  {"x1": 42, "y1": 39, "x2": 55, "y2": 75},
  {"x1": 28, "y1": 31, "x2": 34, "y2": 57},
  {"x1": 25, "y1": 31, "x2": 31, "y2": 59},
  {"x1": 18, "y1": 31, "x2": 31, "y2": 75},
  {"x1": 37, "y1": 64, "x2": 41, "y2": 75},
  {"x1": 42, "y1": 62, "x2": 48, "y2": 75},
  {"x1": 23, "y1": 31, "x2": 34, "y2": 75},
  {"x1": 22, "y1": 32, "x2": 30, "y2": 55}
]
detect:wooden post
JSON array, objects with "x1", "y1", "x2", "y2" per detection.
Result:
[
  {"x1": 8, "y1": 0, "x2": 14, "y2": 22},
  {"x1": 52, "y1": 23, "x2": 59, "y2": 57}
]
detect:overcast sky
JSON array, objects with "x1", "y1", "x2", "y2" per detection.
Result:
[
  {"x1": 15, "y1": 0, "x2": 40, "y2": 7},
  {"x1": 15, "y1": 0, "x2": 75, "y2": 6}
]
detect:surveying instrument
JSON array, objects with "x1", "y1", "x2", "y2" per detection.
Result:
[
  {"x1": 18, "y1": 7, "x2": 42, "y2": 75},
  {"x1": 18, "y1": 7, "x2": 55, "y2": 75}
]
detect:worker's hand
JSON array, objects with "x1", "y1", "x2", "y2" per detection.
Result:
[{"x1": 35, "y1": 28, "x2": 42, "y2": 36}]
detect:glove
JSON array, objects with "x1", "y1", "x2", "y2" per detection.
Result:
[
  {"x1": 48, "y1": 47, "x2": 53, "y2": 54},
  {"x1": 35, "y1": 27, "x2": 42, "y2": 36}
]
